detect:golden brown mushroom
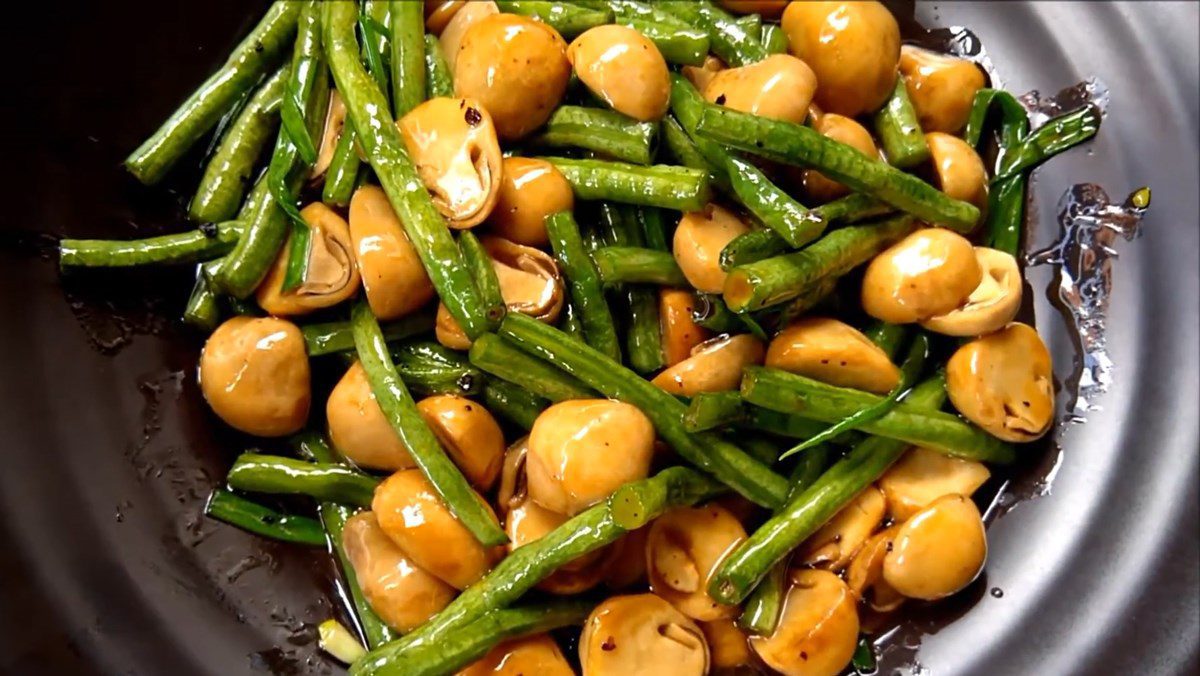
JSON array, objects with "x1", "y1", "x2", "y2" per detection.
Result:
[
  {"x1": 457, "y1": 634, "x2": 574, "y2": 676},
  {"x1": 797, "y1": 486, "x2": 887, "y2": 571},
  {"x1": 256, "y1": 203, "x2": 361, "y2": 316},
  {"x1": 750, "y1": 569, "x2": 860, "y2": 676},
  {"x1": 802, "y1": 113, "x2": 880, "y2": 203},
  {"x1": 927, "y1": 132, "x2": 989, "y2": 209},
  {"x1": 488, "y1": 157, "x2": 574, "y2": 247},
  {"x1": 372, "y1": 469, "x2": 503, "y2": 590},
  {"x1": 568, "y1": 24, "x2": 671, "y2": 122},
  {"x1": 660, "y1": 289, "x2": 714, "y2": 367},
  {"x1": 781, "y1": 1, "x2": 901, "y2": 117},
  {"x1": 425, "y1": 0, "x2": 468, "y2": 37},
  {"x1": 199, "y1": 317, "x2": 310, "y2": 437},
  {"x1": 342, "y1": 511, "x2": 455, "y2": 633},
  {"x1": 506, "y1": 495, "x2": 617, "y2": 594},
  {"x1": 921, "y1": 247, "x2": 1023, "y2": 337},
  {"x1": 882, "y1": 494, "x2": 988, "y2": 600},
  {"x1": 496, "y1": 436, "x2": 531, "y2": 518},
  {"x1": 765, "y1": 317, "x2": 901, "y2": 394},
  {"x1": 526, "y1": 399, "x2": 655, "y2": 515},
  {"x1": 417, "y1": 394, "x2": 506, "y2": 491},
  {"x1": 310, "y1": 89, "x2": 348, "y2": 181},
  {"x1": 327, "y1": 361, "x2": 418, "y2": 471},
  {"x1": 946, "y1": 322, "x2": 1054, "y2": 442},
  {"x1": 682, "y1": 54, "x2": 725, "y2": 94},
  {"x1": 651, "y1": 333, "x2": 766, "y2": 397},
  {"x1": 845, "y1": 524, "x2": 899, "y2": 602},
  {"x1": 398, "y1": 97, "x2": 503, "y2": 229},
  {"x1": 580, "y1": 594, "x2": 710, "y2": 676},
  {"x1": 673, "y1": 204, "x2": 753, "y2": 294},
  {"x1": 438, "y1": 1, "x2": 497, "y2": 71},
  {"x1": 704, "y1": 54, "x2": 817, "y2": 124},
  {"x1": 861, "y1": 227, "x2": 983, "y2": 324},
  {"x1": 348, "y1": 185, "x2": 436, "y2": 321},
  {"x1": 646, "y1": 504, "x2": 748, "y2": 621},
  {"x1": 899, "y1": 45, "x2": 986, "y2": 134},
  {"x1": 878, "y1": 446, "x2": 991, "y2": 521},
  {"x1": 454, "y1": 13, "x2": 571, "y2": 140},
  {"x1": 603, "y1": 526, "x2": 650, "y2": 590},
  {"x1": 700, "y1": 619, "x2": 754, "y2": 670}
]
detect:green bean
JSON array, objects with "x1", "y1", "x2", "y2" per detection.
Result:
[
  {"x1": 545, "y1": 211, "x2": 623, "y2": 361},
  {"x1": 322, "y1": 120, "x2": 364, "y2": 207},
  {"x1": 809, "y1": 192, "x2": 892, "y2": 227},
  {"x1": 591, "y1": 246, "x2": 688, "y2": 287},
  {"x1": 638, "y1": 206, "x2": 672, "y2": 252},
  {"x1": 853, "y1": 637, "x2": 878, "y2": 673},
  {"x1": 190, "y1": 65, "x2": 289, "y2": 223},
  {"x1": 996, "y1": 105, "x2": 1102, "y2": 181},
  {"x1": 394, "y1": 357, "x2": 484, "y2": 398},
  {"x1": 688, "y1": 293, "x2": 768, "y2": 337},
  {"x1": 683, "y1": 391, "x2": 745, "y2": 432},
  {"x1": 423, "y1": 34, "x2": 453, "y2": 98},
  {"x1": 326, "y1": 1, "x2": 490, "y2": 339},
  {"x1": 59, "y1": 222, "x2": 244, "y2": 268},
  {"x1": 773, "y1": 274, "x2": 839, "y2": 327},
  {"x1": 619, "y1": 18, "x2": 710, "y2": 66},
  {"x1": 864, "y1": 320, "x2": 907, "y2": 358},
  {"x1": 709, "y1": 377, "x2": 947, "y2": 604},
  {"x1": 741, "y1": 367, "x2": 1016, "y2": 463},
  {"x1": 963, "y1": 89, "x2": 1029, "y2": 149},
  {"x1": 962, "y1": 89, "x2": 1031, "y2": 257},
  {"x1": 496, "y1": 0, "x2": 612, "y2": 37},
  {"x1": 204, "y1": 489, "x2": 325, "y2": 546},
  {"x1": 389, "y1": 0, "x2": 426, "y2": 117},
  {"x1": 986, "y1": 172, "x2": 1027, "y2": 257},
  {"x1": 658, "y1": 1, "x2": 767, "y2": 67},
  {"x1": 542, "y1": 157, "x2": 712, "y2": 211},
  {"x1": 227, "y1": 453, "x2": 380, "y2": 506},
  {"x1": 125, "y1": 1, "x2": 301, "y2": 184},
  {"x1": 568, "y1": 0, "x2": 689, "y2": 27},
  {"x1": 500, "y1": 314, "x2": 790, "y2": 507},
  {"x1": 743, "y1": 406, "x2": 839, "y2": 441},
  {"x1": 458, "y1": 231, "x2": 506, "y2": 330},
  {"x1": 874, "y1": 78, "x2": 930, "y2": 169},
  {"x1": 694, "y1": 105, "x2": 981, "y2": 231},
  {"x1": 661, "y1": 116, "x2": 726, "y2": 190},
  {"x1": 184, "y1": 270, "x2": 221, "y2": 331},
  {"x1": 531, "y1": 106, "x2": 659, "y2": 165},
  {"x1": 719, "y1": 229, "x2": 789, "y2": 271},
  {"x1": 302, "y1": 311, "x2": 436, "y2": 356},
  {"x1": 350, "y1": 467, "x2": 722, "y2": 676},
  {"x1": 733, "y1": 13, "x2": 762, "y2": 40},
  {"x1": 724, "y1": 215, "x2": 917, "y2": 312},
  {"x1": 482, "y1": 379, "x2": 549, "y2": 430},
  {"x1": 351, "y1": 302, "x2": 508, "y2": 546},
  {"x1": 597, "y1": 203, "x2": 664, "y2": 373},
  {"x1": 737, "y1": 554, "x2": 786, "y2": 635},
  {"x1": 469, "y1": 333, "x2": 596, "y2": 402},
  {"x1": 558, "y1": 299, "x2": 586, "y2": 341},
  {"x1": 761, "y1": 23, "x2": 788, "y2": 55}
]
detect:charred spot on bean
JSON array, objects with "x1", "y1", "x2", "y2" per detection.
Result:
[
  {"x1": 465, "y1": 107, "x2": 483, "y2": 126},
  {"x1": 199, "y1": 222, "x2": 219, "y2": 238},
  {"x1": 458, "y1": 373, "x2": 477, "y2": 391}
]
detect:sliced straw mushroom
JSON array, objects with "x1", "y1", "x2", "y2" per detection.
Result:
[
  {"x1": 496, "y1": 436, "x2": 530, "y2": 518},
  {"x1": 526, "y1": 399, "x2": 655, "y2": 515},
  {"x1": 342, "y1": 511, "x2": 455, "y2": 633},
  {"x1": 310, "y1": 89, "x2": 347, "y2": 181},
  {"x1": 845, "y1": 524, "x2": 899, "y2": 600},
  {"x1": 927, "y1": 132, "x2": 989, "y2": 209},
  {"x1": 899, "y1": 45, "x2": 986, "y2": 134},
  {"x1": 674, "y1": 204, "x2": 754, "y2": 294},
  {"x1": 568, "y1": 24, "x2": 671, "y2": 122},
  {"x1": 704, "y1": 54, "x2": 817, "y2": 124},
  {"x1": 797, "y1": 486, "x2": 887, "y2": 571},
  {"x1": 883, "y1": 494, "x2": 988, "y2": 600},
  {"x1": 256, "y1": 203, "x2": 361, "y2": 316},
  {"x1": 660, "y1": 289, "x2": 714, "y2": 367},
  {"x1": 682, "y1": 55, "x2": 725, "y2": 94},
  {"x1": 438, "y1": 0, "x2": 497, "y2": 71},
  {"x1": 580, "y1": 594, "x2": 710, "y2": 676},
  {"x1": 700, "y1": 618, "x2": 754, "y2": 670},
  {"x1": 458, "y1": 634, "x2": 575, "y2": 676},
  {"x1": 921, "y1": 247, "x2": 1023, "y2": 337},
  {"x1": 488, "y1": 157, "x2": 574, "y2": 247},
  {"x1": 348, "y1": 185, "x2": 436, "y2": 321},
  {"x1": 416, "y1": 395, "x2": 506, "y2": 491},
  {"x1": 802, "y1": 113, "x2": 880, "y2": 203},
  {"x1": 651, "y1": 333, "x2": 765, "y2": 397},
  {"x1": 436, "y1": 236, "x2": 565, "y2": 349},
  {"x1": 425, "y1": 0, "x2": 468, "y2": 36},
  {"x1": 750, "y1": 569, "x2": 859, "y2": 676},
  {"x1": 946, "y1": 322, "x2": 1054, "y2": 442},
  {"x1": 327, "y1": 361, "x2": 418, "y2": 471},
  {"x1": 861, "y1": 227, "x2": 983, "y2": 324},
  {"x1": 398, "y1": 97, "x2": 503, "y2": 229},
  {"x1": 199, "y1": 317, "x2": 310, "y2": 437},
  {"x1": 765, "y1": 317, "x2": 901, "y2": 395},
  {"x1": 646, "y1": 504, "x2": 748, "y2": 621},
  {"x1": 878, "y1": 446, "x2": 991, "y2": 522},
  {"x1": 603, "y1": 526, "x2": 650, "y2": 590},
  {"x1": 507, "y1": 495, "x2": 617, "y2": 594},
  {"x1": 372, "y1": 469, "x2": 503, "y2": 590}
]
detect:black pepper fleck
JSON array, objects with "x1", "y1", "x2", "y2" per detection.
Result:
[
  {"x1": 465, "y1": 107, "x2": 483, "y2": 126},
  {"x1": 715, "y1": 94, "x2": 727, "y2": 105},
  {"x1": 601, "y1": 637, "x2": 616, "y2": 651},
  {"x1": 199, "y1": 222, "x2": 219, "y2": 238}
]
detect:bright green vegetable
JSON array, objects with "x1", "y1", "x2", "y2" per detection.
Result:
[
  {"x1": 542, "y1": 157, "x2": 711, "y2": 211},
  {"x1": 545, "y1": 211, "x2": 623, "y2": 362},
  {"x1": 761, "y1": 23, "x2": 788, "y2": 55},
  {"x1": 302, "y1": 312, "x2": 436, "y2": 357},
  {"x1": 59, "y1": 222, "x2": 244, "y2": 268},
  {"x1": 619, "y1": 18, "x2": 710, "y2": 66},
  {"x1": 596, "y1": 203, "x2": 664, "y2": 373},
  {"x1": 996, "y1": 105, "x2": 1101, "y2": 181},
  {"x1": 874, "y1": 78, "x2": 930, "y2": 169},
  {"x1": 683, "y1": 391, "x2": 745, "y2": 432},
  {"x1": 719, "y1": 229, "x2": 789, "y2": 271},
  {"x1": 469, "y1": 333, "x2": 595, "y2": 402},
  {"x1": 481, "y1": 380, "x2": 549, "y2": 430},
  {"x1": 532, "y1": 106, "x2": 659, "y2": 165},
  {"x1": 204, "y1": 489, "x2": 325, "y2": 545},
  {"x1": 568, "y1": 0, "x2": 689, "y2": 27},
  {"x1": 423, "y1": 33, "x2": 453, "y2": 98},
  {"x1": 496, "y1": 0, "x2": 612, "y2": 37},
  {"x1": 389, "y1": 0, "x2": 426, "y2": 117},
  {"x1": 183, "y1": 271, "x2": 221, "y2": 331},
  {"x1": 227, "y1": 453, "x2": 380, "y2": 506},
  {"x1": 592, "y1": 246, "x2": 688, "y2": 287},
  {"x1": 658, "y1": 1, "x2": 767, "y2": 67},
  {"x1": 458, "y1": 230, "x2": 506, "y2": 330}
]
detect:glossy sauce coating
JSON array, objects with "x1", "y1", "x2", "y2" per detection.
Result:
[
  {"x1": 569, "y1": 24, "x2": 671, "y2": 122},
  {"x1": 348, "y1": 185, "x2": 436, "y2": 321},
  {"x1": 647, "y1": 504, "x2": 748, "y2": 621},
  {"x1": 580, "y1": 594, "x2": 710, "y2": 676},
  {"x1": 488, "y1": 157, "x2": 574, "y2": 247},
  {"x1": 256, "y1": 202, "x2": 360, "y2": 316},
  {"x1": 652, "y1": 333, "x2": 766, "y2": 397},
  {"x1": 946, "y1": 322, "x2": 1054, "y2": 441},
  {"x1": 327, "y1": 361, "x2": 418, "y2": 471},
  {"x1": 765, "y1": 317, "x2": 901, "y2": 394}
]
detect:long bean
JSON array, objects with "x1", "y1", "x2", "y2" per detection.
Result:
[
  {"x1": 874, "y1": 78, "x2": 930, "y2": 169},
  {"x1": 592, "y1": 246, "x2": 688, "y2": 287},
  {"x1": 596, "y1": 204, "x2": 664, "y2": 373},
  {"x1": 184, "y1": 270, "x2": 221, "y2": 331},
  {"x1": 469, "y1": 333, "x2": 596, "y2": 402},
  {"x1": 719, "y1": 229, "x2": 789, "y2": 271},
  {"x1": 389, "y1": 0, "x2": 426, "y2": 117},
  {"x1": 620, "y1": 18, "x2": 710, "y2": 66},
  {"x1": 500, "y1": 314, "x2": 790, "y2": 507},
  {"x1": 190, "y1": 65, "x2": 289, "y2": 223},
  {"x1": 351, "y1": 302, "x2": 508, "y2": 546},
  {"x1": 683, "y1": 391, "x2": 745, "y2": 432},
  {"x1": 995, "y1": 105, "x2": 1102, "y2": 181},
  {"x1": 568, "y1": 0, "x2": 690, "y2": 27},
  {"x1": 458, "y1": 231, "x2": 506, "y2": 330},
  {"x1": 125, "y1": 1, "x2": 301, "y2": 184},
  {"x1": 662, "y1": 116, "x2": 725, "y2": 189},
  {"x1": 658, "y1": 1, "x2": 767, "y2": 67},
  {"x1": 302, "y1": 311, "x2": 436, "y2": 357},
  {"x1": 496, "y1": 1, "x2": 612, "y2": 37},
  {"x1": 773, "y1": 273, "x2": 839, "y2": 326},
  {"x1": 326, "y1": 1, "x2": 490, "y2": 339},
  {"x1": 542, "y1": 157, "x2": 711, "y2": 211},
  {"x1": 481, "y1": 379, "x2": 550, "y2": 430},
  {"x1": 204, "y1": 489, "x2": 326, "y2": 546},
  {"x1": 761, "y1": 23, "x2": 788, "y2": 55},
  {"x1": 545, "y1": 211, "x2": 623, "y2": 362},
  {"x1": 423, "y1": 34, "x2": 453, "y2": 98},
  {"x1": 694, "y1": 105, "x2": 980, "y2": 231},
  {"x1": 532, "y1": 106, "x2": 659, "y2": 165},
  {"x1": 741, "y1": 367, "x2": 1016, "y2": 463},
  {"x1": 227, "y1": 453, "x2": 380, "y2": 506},
  {"x1": 724, "y1": 215, "x2": 917, "y2": 312},
  {"x1": 963, "y1": 89, "x2": 1031, "y2": 257},
  {"x1": 59, "y1": 222, "x2": 244, "y2": 268}
]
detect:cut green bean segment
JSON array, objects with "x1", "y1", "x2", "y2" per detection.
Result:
[
  {"x1": 986, "y1": 172, "x2": 1027, "y2": 257},
  {"x1": 710, "y1": 377, "x2": 947, "y2": 604},
  {"x1": 619, "y1": 18, "x2": 710, "y2": 66},
  {"x1": 661, "y1": 116, "x2": 725, "y2": 189},
  {"x1": 874, "y1": 78, "x2": 930, "y2": 169},
  {"x1": 741, "y1": 366, "x2": 1016, "y2": 463},
  {"x1": 59, "y1": 222, "x2": 245, "y2": 268},
  {"x1": 724, "y1": 215, "x2": 917, "y2": 313},
  {"x1": 963, "y1": 88, "x2": 1029, "y2": 149},
  {"x1": 497, "y1": 0, "x2": 612, "y2": 37},
  {"x1": 302, "y1": 312, "x2": 436, "y2": 356},
  {"x1": 568, "y1": 0, "x2": 689, "y2": 28},
  {"x1": 469, "y1": 333, "x2": 596, "y2": 402},
  {"x1": 423, "y1": 33, "x2": 453, "y2": 98},
  {"x1": 482, "y1": 379, "x2": 549, "y2": 430},
  {"x1": 389, "y1": 0, "x2": 426, "y2": 117},
  {"x1": 542, "y1": 157, "x2": 712, "y2": 211},
  {"x1": 733, "y1": 13, "x2": 762, "y2": 40},
  {"x1": 809, "y1": 192, "x2": 893, "y2": 227},
  {"x1": 458, "y1": 230, "x2": 506, "y2": 330},
  {"x1": 853, "y1": 637, "x2": 879, "y2": 673},
  {"x1": 184, "y1": 271, "x2": 221, "y2": 331},
  {"x1": 125, "y1": 1, "x2": 301, "y2": 184},
  {"x1": 761, "y1": 23, "x2": 788, "y2": 55},
  {"x1": 694, "y1": 105, "x2": 980, "y2": 231},
  {"x1": 592, "y1": 246, "x2": 688, "y2": 287},
  {"x1": 738, "y1": 556, "x2": 786, "y2": 635},
  {"x1": 532, "y1": 106, "x2": 659, "y2": 165},
  {"x1": 864, "y1": 321, "x2": 907, "y2": 358},
  {"x1": 500, "y1": 313, "x2": 789, "y2": 507},
  {"x1": 558, "y1": 299, "x2": 586, "y2": 340},
  {"x1": 684, "y1": 391, "x2": 745, "y2": 432},
  {"x1": 638, "y1": 206, "x2": 672, "y2": 252},
  {"x1": 774, "y1": 273, "x2": 839, "y2": 326},
  {"x1": 719, "y1": 229, "x2": 789, "y2": 271},
  {"x1": 322, "y1": 125, "x2": 363, "y2": 207},
  {"x1": 351, "y1": 302, "x2": 508, "y2": 546},
  {"x1": 205, "y1": 489, "x2": 326, "y2": 545},
  {"x1": 326, "y1": 1, "x2": 489, "y2": 339},
  {"x1": 227, "y1": 453, "x2": 380, "y2": 506},
  {"x1": 962, "y1": 89, "x2": 1032, "y2": 257},
  {"x1": 691, "y1": 293, "x2": 741, "y2": 332},
  {"x1": 190, "y1": 65, "x2": 289, "y2": 223},
  {"x1": 597, "y1": 204, "x2": 664, "y2": 373},
  {"x1": 658, "y1": 1, "x2": 766, "y2": 67},
  {"x1": 545, "y1": 211, "x2": 623, "y2": 362},
  {"x1": 996, "y1": 105, "x2": 1102, "y2": 181},
  {"x1": 350, "y1": 467, "x2": 722, "y2": 675}
]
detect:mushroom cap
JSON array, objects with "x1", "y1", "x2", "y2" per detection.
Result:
[
  {"x1": 488, "y1": 157, "x2": 573, "y2": 247},
  {"x1": 878, "y1": 446, "x2": 991, "y2": 521},
  {"x1": 682, "y1": 55, "x2": 725, "y2": 94},
  {"x1": 256, "y1": 202, "x2": 361, "y2": 316},
  {"x1": 946, "y1": 322, "x2": 1054, "y2": 442},
  {"x1": 927, "y1": 132, "x2": 989, "y2": 209},
  {"x1": 327, "y1": 361, "x2": 419, "y2": 471},
  {"x1": 898, "y1": 45, "x2": 986, "y2": 134},
  {"x1": 438, "y1": 1, "x2": 497, "y2": 72},
  {"x1": 883, "y1": 493, "x2": 988, "y2": 600},
  {"x1": 765, "y1": 317, "x2": 901, "y2": 394},
  {"x1": 673, "y1": 204, "x2": 753, "y2": 294},
  {"x1": 417, "y1": 395, "x2": 506, "y2": 491},
  {"x1": 861, "y1": 227, "x2": 983, "y2": 324},
  {"x1": 700, "y1": 618, "x2": 754, "y2": 670},
  {"x1": 646, "y1": 504, "x2": 748, "y2": 621},
  {"x1": 797, "y1": 486, "x2": 887, "y2": 571},
  {"x1": 704, "y1": 54, "x2": 817, "y2": 124},
  {"x1": 568, "y1": 24, "x2": 671, "y2": 122},
  {"x1": 348, "y1": 185, "x2": 436, "y2": 321},
  {"x1": 750, "y1": 569, "x2": 860, "y2": 676},
  {"x1": 198, "y1": 317, "x2": 310, "y2": 437},
  {"x1": 457, "y1": 634, "x2": 574, "y2": 676},
  {"x1": 651, "y1": 333, "x2": 766, "y2": 397},
  {"x1": 659, "y1": 289, "x2": 714, "y2": 367},
  {"x1": 580, "y1": 594, "x2": 710, "y2": 676},
  {"x1": 310, "y1": 89, "x2": 347, "y2": 181},
  {"x1": 921, "y1": 246, "x2": 1022, "y2": 337},
  {"x1": 425, "y1": 0, "x2": 469, "y2": 37}
]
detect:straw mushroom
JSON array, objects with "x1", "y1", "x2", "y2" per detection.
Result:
[
  {"x1": 750, "y1": 569, "x2": 859, "y2": 676},
  {"x1": 506, "y1": 495, "x2": 617, "y2": 594},
  {"x1": 651, "y1": 333, "x2": 765, "y2": 397},
  {"x1": 882, "y1": 494, "x2": 988, "y2": 600},
  {"x1": 899, "y1": 45, "x2": 986, "y2": 134},
  {"x1": 417, "y1": 394, "x2": 506, "y2": 491},
  {"x1": 802, "y1": 113, "x2": 880, "y2": 203},
  {"x1": 700, "y1": 619, "x2": 754, "y2": 670},
  {"x1": 426, "y1": 0, "x2": 468, "y2": 37},
  {"x1": 310, "y1": 89, "x2": 347, "y2": 181},
  {"x1": 682, "y1": 55, "x2": 725, "y2": 93},
  {"x1": 488, "y1": 157, "x2": 574, "y2": 247},
  {"x1": 878, "y1": 446, "x2": 991, "y2": 521},
  {"x1": 946, "y1": 322, "x2": 1054, "y2": 442},
  {"x1": 704, "y1": 54, "x2": 818, "y2": 124},
  {"x1": 674, "y1": 204, "x2": 753, "y2": 294},
  {"x1": 458, "y1": 635, "x2": 574, "y2": 676},
  {"x1": 568, "y1": 24, "x2": 671, "y2": 122},
  {"x1": 660, "y1": 289, "x2": 714, "y2": 367},
  {"x1": 927, "y1": 132, "x2": 989, "y2": 209},
  {"x1": 861, "y1": 227, "x2": 983, "y2": 324},
  {"x1": 256, "y1": 202, "x2": 361, "y2": 316},
  {"x1": 348, "y1": 185, "x2": 436, "y2": 321},
  {"x1": 765, "y1": 317, "x2": 901, "y2": 394},
  {"x1": 580, "y1": 594, "x2": 710, "y2": 676},
  {"x1": 438, "y1": 1, "x2": 497, "y2": 72},
  {"x1": 646, "y1": 504, "x2": 748, "y2": 621},
  {"x1": 921, "y1": 247, "x2": 1023, "y2": 337},
  {"x1": 797, "y1": 486, "x2": 887, "y2": 571},
  {"x1": 327, "y1": 362, "x2": 418, "y2": 471}
]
